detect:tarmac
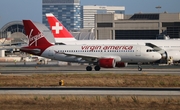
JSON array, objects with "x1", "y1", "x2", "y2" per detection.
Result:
[{"x1": 0, "y1": 61, "x2": 179, "y2": 75}]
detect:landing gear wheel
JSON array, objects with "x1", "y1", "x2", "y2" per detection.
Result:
[
  {"x1": 94, "y1": 65, "x2": 101, "y2": 71},
  {"x1": 86, "y1": 66, "x2": 92, "y2": 71},
  {"x1": 138, "y1": 66, "x2": 142, "y2": 71}
]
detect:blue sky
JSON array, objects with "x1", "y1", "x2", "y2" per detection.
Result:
[{"x1": 0, "y1": 0, "x2": 180, "y2": 28}]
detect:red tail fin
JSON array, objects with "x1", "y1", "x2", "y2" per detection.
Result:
[
  {"x1": 21, "y1": 20, "x2": 52, "y2": 56},
  {"x1": 46, "y1": 13, "x2": 76, "y2": 41},
  {"x1": 23, "y1": 20, "x2": 52, "y2": 47}
]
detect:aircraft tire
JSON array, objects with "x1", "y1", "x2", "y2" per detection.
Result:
[
  {"x1": 94, "y1": 65, "x2": 101, "y2": 71},
  {"x1": 86, "y1": 66, "x2": 92, "y2": 71}
]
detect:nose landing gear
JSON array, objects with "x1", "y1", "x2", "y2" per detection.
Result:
[{"x1": 138, "y1": 65, "x2": 142, "y2": 71}]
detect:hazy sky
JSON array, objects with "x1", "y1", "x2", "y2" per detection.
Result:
[{"x1": 0, "y1": 0, "x2": 180, "y2": 28}]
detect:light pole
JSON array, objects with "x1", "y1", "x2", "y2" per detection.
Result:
[{"x1": 156, "y1": 6, "x2": 161, "y2": 13}]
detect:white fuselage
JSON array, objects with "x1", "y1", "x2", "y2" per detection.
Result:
[
  {"x1": 55, "y1": 39, "x2": 180, "y2": 51},
  {"x1": 40, "y1": 44, "x2": 161, "y2": 63},
  {"x1": 54, "y1": 39, "x2": 180, "y2": 62}
]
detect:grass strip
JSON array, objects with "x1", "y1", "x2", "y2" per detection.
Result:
[
  {"x1": 0, "y1": 95, "x2": 180, "y2": 110},
  {"x1": 0, "y1": 73, "x2": 180, "y2": 87}
]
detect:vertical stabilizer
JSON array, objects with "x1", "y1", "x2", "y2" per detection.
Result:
[
  {"x1": 21, "y1": 20, "x2": 52, "y2": 56},
  {"x1": 46, "y1": 13, "x2": 76, "y2": 41},
  {"x1": 23, "y1": 20, "x2": 52, "y2": 47}
]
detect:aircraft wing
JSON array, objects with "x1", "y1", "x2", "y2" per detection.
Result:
[
  {"x1": 0, "y1": 42, "x2": 26, "y2": 46},
  {"x1": 65, "y1": 53, "x2": 100, "y2": 58},
  {"x1": 0, "y1": 46, "x2": 22, "y2": 50},
  {"x1": 60, "y1": 52, "x2": 120, "y2": 62},
  {"x1": 62, "y1": 52, "x2": 100, "y2": 62}
]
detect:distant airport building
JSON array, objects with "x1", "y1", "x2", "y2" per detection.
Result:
[
  {"x1": 0, "y1": 21, "x2": 58, "y2": 58},
  {"x1": 0, "y1": 21, "x2": 26, "y2": 43},
  {"x1": 42, "y1": 0, "x2": 81, "y2": 31},
  {"x1": 0, "y1": 21, "x2": 27, "y2": 57},
  {"x1": 95, "y1": 13, "x2": 180, "y2": 39},
  {"x1": 82, "y1": 5, "x2": 125, "y2": 29}
]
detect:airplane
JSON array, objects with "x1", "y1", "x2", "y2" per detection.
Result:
[
  {"x1": 20, "y1": 20, "x2": 161, "y2": 71},
  {"x1": 46, "y1": 13, "x2": 180, "y2": 64}
]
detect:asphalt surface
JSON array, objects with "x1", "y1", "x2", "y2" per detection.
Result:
[
  {"x1": 0, "y1": 61, "x2": 180, "y2": 95},
  {"x1": 0, "y1": 87, "x2": 180, "y2": 95},
  {"x1": 0, "y1": 61, "x2": 179, "y2": 75}
]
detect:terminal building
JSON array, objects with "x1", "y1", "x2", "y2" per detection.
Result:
[
  {"x1": 0, "y1": 21, "x2": 27, "y2": 60},
  {"x1": 82, "y1": 5, "x2": 125, "y2": 29},
  {"x1": 0, "y1": 21, "x2": 26, "y2": 40},
  {"x1": 94, "y1": 13, "x2": 180, "y2": 39}
]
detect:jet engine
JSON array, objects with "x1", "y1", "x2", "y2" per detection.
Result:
[
  {"x1": 99, "y1": 58, "x2": 115, "y2": 68},
  {"x1": 116, "y1": 62, "x2": 128, "y2": 67},
  {"x1": 161, "y1": 50, "x2": 180, "y2": 62}
]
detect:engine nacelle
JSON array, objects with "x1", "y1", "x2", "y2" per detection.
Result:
[
  {"x1": 162, "y1": 50, "x2": 180, "y2": 62},
  {"x1": 116, "y1": 62, "x2": 128, "y2": 67},
  {"x1": 99, "y1": 58, "x2": 115, "y2": 68}
]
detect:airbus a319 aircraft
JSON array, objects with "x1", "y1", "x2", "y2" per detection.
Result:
[
  {"x1": 46, "y1": 13, "x2": 180, "y2": 64},
  {"x1": 20, "y1": 20, "x2": 161, "y2": 71}
]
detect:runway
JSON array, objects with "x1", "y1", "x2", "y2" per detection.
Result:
[
  {"x1": 0, "y1": 62, "x2": 180, "y2": 96},
  {"x1": 0, "y1": 61, "x2": 180, "y2": 75},
  {"x1": 0, "y1": 87, "x2": 180, "y2": 95}
]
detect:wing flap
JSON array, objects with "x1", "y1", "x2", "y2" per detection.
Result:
[{"x1": 63, "y1": 52, "x2": 101, "y2": 61}]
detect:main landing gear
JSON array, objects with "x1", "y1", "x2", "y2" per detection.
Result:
[
  {"x1": 86, "y1": 66, "x2": 92, "y2": 71},
  {"x1": 94, "y1": 65, "x2": 101, "y2": 71},
  {"x1": 86, "y1": 65, "x2": 101, "y2": 71},
  {"x1": 86, "y1": 65, "x2": 142, "y2": 71}
]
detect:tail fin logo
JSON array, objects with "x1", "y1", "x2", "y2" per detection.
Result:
[
  {"x1": 28, "y1": 29, "x2": 44, "y2": 46},
  {"x1": 46, "y1": 13, "x2": 76, "y2": 40},
  {"x1": 52, "y1": 22, "x2": 63, "y2": 34}
]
